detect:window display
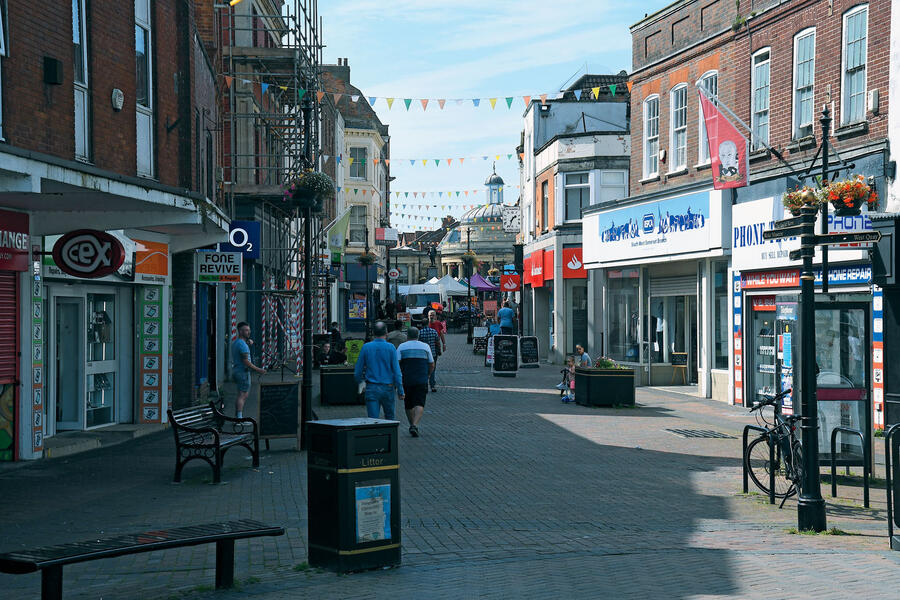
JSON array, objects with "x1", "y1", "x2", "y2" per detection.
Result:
[
  {"x1": 749, "y1": 297, "x2": 776, "y2": 407},
  {"x1": 607, "y1": 269, "x2": 640, "y2": 362}
]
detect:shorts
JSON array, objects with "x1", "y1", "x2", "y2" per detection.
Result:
[
  {"x1": 232, "y1": 371, "x2": 251, "y2": 393},
  {"x1": 403, "y1": 383, "x2": 428, "y2": 410}
]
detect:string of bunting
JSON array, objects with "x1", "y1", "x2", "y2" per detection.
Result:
[
  {"x1": 320, "y1": 153, "x2": 524, "y2": 167},
  {"x1": 222, "y1": 76, "x2": 634, "y2": 110}
]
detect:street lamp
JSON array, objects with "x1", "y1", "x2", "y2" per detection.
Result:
[
  {"x1": 300, "y1": 94, "x2": 314, "y2": 450},
  {"x1": 465, "y1": 227, "x2": 474, "y2": 344},
  {"x1": 365, "y1": 225, "x2": 371, "y2": 341}
]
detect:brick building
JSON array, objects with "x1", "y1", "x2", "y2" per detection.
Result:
[
  {"x1": 582, "y1": 0, "x2": 892, "y2": 433},
  {"x1": 0, "y1": 1, "x2": 226, "y2": 460}
]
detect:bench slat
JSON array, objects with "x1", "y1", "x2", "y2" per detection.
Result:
[{"x1": 0, "y1": 520, "x2": 284, "y2": 573}]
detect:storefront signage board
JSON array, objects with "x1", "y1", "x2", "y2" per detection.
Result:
[
  {"x1": 741, "y1": 265, "x2": 871, "y2": 290},
  {"x1": 52, "y1": 229, "x2": 126, "y2": 279},
  {"x1": 500, "y1": 274, "x2": 520, "y2": 291},
  {"x1": 218, "y1": 221, "x2": 261, "y2": 259},
  {"x1": 134, "y1": 240, "x2": 170, "y2": 285},
  {"x1": 195, "y1": 251, "x2": 242, "y2": 283},
  {"x1": 562, "y1": 248, "x2": 586, "y2": 279},
  {"x1": 530, "y1": 249, "x2": 544, "y2": 287},
  {"x1": 0, "y1": 209, "x2": 29, "y2": 271}
]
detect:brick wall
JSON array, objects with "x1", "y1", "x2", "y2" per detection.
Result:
[{"x1": 534, "y1": 169, "x2": 555, "y2": 235}]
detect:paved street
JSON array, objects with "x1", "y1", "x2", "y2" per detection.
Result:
[{"x1": 1, "y1": 333, "x2": 897, "y2": 599}]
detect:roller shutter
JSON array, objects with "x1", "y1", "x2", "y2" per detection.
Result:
[
  {"x1": 0, "y1": 271, "x2": 18, "y2": 384},
  {"x1": 648, "y1": 275, "x2": 697, "y2": 297}
]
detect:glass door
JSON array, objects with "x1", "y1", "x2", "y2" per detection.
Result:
[
  {"x1": 86, "y1": 293, "x2": 117, "y2": 428},
  {"x1": 55, "y1": 297, "x2": 84, "y2": 430}
]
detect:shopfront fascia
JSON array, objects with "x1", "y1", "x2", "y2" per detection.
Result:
[{"x1": 582, "y1": 187, "x2": 730, "y2": 395}]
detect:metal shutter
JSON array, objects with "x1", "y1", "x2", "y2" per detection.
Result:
[
  {"x1": 648, "y1": 275, "x2": 697, "y2": 297},
  {"x1": 0, "y1": 271, "x2": 18, "y2": 383}
]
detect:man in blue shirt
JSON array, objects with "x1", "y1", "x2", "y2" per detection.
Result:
[
  {"x1": 354, "y1": 321, "x2": 404, "y2": 420},
  {"x1": 231, "y1": 322, "x2": 266, "y2": 418},
  {"x1": 396, "y1": 327, "x2": 434, "y2": 437},
  {"x1": 497, "y1": 301, "x2": 516, "y2": 334}
]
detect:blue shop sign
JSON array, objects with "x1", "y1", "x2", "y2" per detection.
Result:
[
  {"x1": 218, "y1": 220, "x2": 261, "y2": 259},
  {"x1": 814, "y1": 264, "x2": 871, "y2": 286}
]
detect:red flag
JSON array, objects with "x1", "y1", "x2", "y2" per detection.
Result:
[
  {"x1": 500, "y1": 274, "x2": 520, "y2": 292},
  {"x1": 698, "y1": 88, "x2": 749, "y2": 190}
]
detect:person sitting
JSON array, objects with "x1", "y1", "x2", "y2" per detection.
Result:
[{"x1": 317, "y1": 342, "x2": 346, "y2": 366}]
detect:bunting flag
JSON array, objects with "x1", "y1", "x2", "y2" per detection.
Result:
[
  {"x1": 472, "y1": 99, "x2": 481, "y2": 107},
  {"x1": 609, "y1": 84, "x2": 617, "y2": 96},
  {"x1": 523, "y1": 95, "x2": 531, "y2": 105},
  {"x1": 224, "y1": 75, "x2": 233, "y2": 88},
  {"x1": 489, "y1": 98, "x2": 498, "y2": 109},
  {"x1": 438, "y1": 99, "x2": 446, "y2": 109},
  {"x1": 506, "y1": 97, "x2": 514, "y2": 108},
  {"x1": 539, "y1": 94, "x2": 548, "y2": 104},
  {"x1": 316, "y1": 91, "x2": 325, "y2": 102},
  {"x1": 386, "y1": 97, "x2": 395, "y2": 109},
  {"x1": 421, "y1": 99, "x2": 429, "y2": 110},
  {"x1": 573, "y1": 89, "x2": 581, "y2": 100},
  {"x1": 405, "y1": 99, "x2": 413, "y2": 110},
  {"x1": 333, "y1": 92, "x2": 342, "y2": 103},
  {"x1": 368, "y1": 96, "x2": 377, "y2": 106},
  {"x1": 591, "y1": 87, "x2": 600, "y2": 99},
  {"x1": 627, "y1": 81, "x2": 634, "y2": 93},
  {"x1": 261, "y1": 83, "x2": 269, "y2": 95}
]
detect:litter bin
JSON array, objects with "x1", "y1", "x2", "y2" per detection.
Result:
[
  {"x1": 307, "y1": 418, "x2": 400, "y2": 572},
  {"x1": 320, "y1": 365, "x2": 364, "y2": 405}
]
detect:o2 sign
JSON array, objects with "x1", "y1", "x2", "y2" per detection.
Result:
[
  {"x1": 219, "y1": 220, "x2": 260, "y2": 259},
  {"x1": 52, "y1": 230, "x2": 126, "y2": 278}
]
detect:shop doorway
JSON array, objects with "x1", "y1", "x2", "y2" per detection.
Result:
[
  {"x1": 648, "y1": 294, "x2": 698, "y2": 385},
  {"x1": 55, "y1": 297, "x2": 84, "y2": 430}
]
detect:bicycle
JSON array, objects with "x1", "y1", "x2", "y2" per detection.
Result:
[{"x1": 744, "y1": 388, "x2": 804, "y2": 506}]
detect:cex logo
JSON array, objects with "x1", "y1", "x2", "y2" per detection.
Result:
[{"x1": 52, "y1": 230, "x2": 126, "y2": 279}]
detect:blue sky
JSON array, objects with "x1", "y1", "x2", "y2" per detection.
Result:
[{"x1": 318, "y1": 1, "x2": 672, "y2": 234}]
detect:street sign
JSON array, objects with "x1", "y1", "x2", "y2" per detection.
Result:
[
  {"x1": 218, "y1": 220, "x2": 261, "y2": 259},
  {"x1": 762, "y1": 226, "x2": 805, "y2": 241},
  {"x1": 387, "y1": 268, "x2": 400, "y2": 280},
  {"x1": 813, "y1": 231, "x2": 882, "y2": 246},
  {"x1": 789, "y1": 249, "x2": 803, "y2": 261},
  {"x1": 195, "y1": 251, "x2": 242, "y2": 283},
  {"x1": 773, "y1": 216, "x2": 806, "y2": 229}
]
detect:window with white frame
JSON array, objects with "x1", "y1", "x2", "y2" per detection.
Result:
[
  {"x1": 842, "y1": 5, "x2": 868, "y2": 124},
  {"x1": 598, "y1": 170, "x2": 627, "y2": 204},
  {"x1": 350, "y1": 147, "x2": 367, "y2": 179},
  {"x1": 751, "y1": 49, "x2": 771, "y2": 150},
  {"x1": 643, "y1": 96, "x2": 659, "y2": 177},
  {"x1": 698, "y1": 71, "x2": 717, "y2": 163},
  {"x1": 135, "y1": 0, "x2": 154, "y2": 176},
  {"x1": 564, "y1": 172, "x2": 589, "y2": 221},
  {"x1": 541, "y1": 180, "x2": 548, "y2": 231},
  {"x1": 73, "y1": 0, "x2": 90, "y2": 160},
  {"x1": 670, "y1": 85, "x2": 687, "y2": 171},
  {"x1": 349, "y1": 205, "x2": 367, "y2": 243},
  {"x1": 793, "y1": 28, "x2": 816, "y2": 139}
]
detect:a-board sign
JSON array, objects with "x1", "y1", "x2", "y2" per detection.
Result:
[
  {"x1": 519, "y1": 336, "x2": 539, "y2": 368},
  {"x1": 491, "y1": 335, "x2": 518, "y2": 377},
  {"x1": 396, "y1": 312, "x2": 411, "y2": 326},
  {"x1": 485, "y1": 335, "x2": 495, "y2": 366},
  {"x1": 473, "y1": 326, "x2": 488, "y2": 338},
  {"x1": 258, "y1": 381, "x2": 299, "y2": 439},
  {"x1": 345, "y1": 339, "x2": 364, "y2": 365},
  {"x1": 671, "y1": 352, "x2": 688, "y2": 366},
  {"x1": 472, "y1": 326, "x2": 489, "y2": 354}
]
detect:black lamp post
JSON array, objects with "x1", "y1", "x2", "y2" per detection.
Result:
[
  {"x1": 465, "y1": 227, "x2": 473, "y2": 344},
  {"x1": 299, "y1": 94, "x2": 314, "y2": 451},
  {"x1": 365, "y1": 225, "x2": 371, "y2": 341}
]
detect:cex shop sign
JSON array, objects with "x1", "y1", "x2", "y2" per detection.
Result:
[
  {"x1": 196, "y1": 251, "x2": 242, "y2": 283},
  {"x1": 51, "y1": 229, "x2": 126, "y2": 278}
]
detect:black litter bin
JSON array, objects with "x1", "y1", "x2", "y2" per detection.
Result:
[
  {"x1": 320, "y1": 365, "x2": 364, "y2": 405},
  {"x1": 307, "y1": 418, "x2": 400, "y2": 572}
]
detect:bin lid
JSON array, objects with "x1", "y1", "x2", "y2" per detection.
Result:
[{"x1": 308, "y1": 418, "x2": 399, "y2": 428}]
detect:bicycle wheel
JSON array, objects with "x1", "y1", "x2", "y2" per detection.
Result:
[{"x1": 745, "y1": 435, "x2": 796, "y2": 499}]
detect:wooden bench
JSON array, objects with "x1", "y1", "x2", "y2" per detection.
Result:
[
  {"x1": 0, "y1": 519, "x2": 284, "y2": 599},
  {"x1": 168, "y1": 402, "x2": 259, "y2": 484}
]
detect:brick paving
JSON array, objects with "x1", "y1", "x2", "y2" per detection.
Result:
[{"x1": 1, "y1": 333, "x2": 898, "y2": 599}]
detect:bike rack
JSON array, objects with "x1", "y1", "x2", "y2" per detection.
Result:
[
  {"x1": 885, "y1": 423, "x2": 900, "y2": 551},
  {"x1": 743, "y1": 425, "x2": 775, "y2": 505},
  {"x1": 829, "y1": 426, "x2": 870, "y2": 508}
]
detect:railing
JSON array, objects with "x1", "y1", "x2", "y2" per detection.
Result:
[
  {"x1": 743, "y1": 425, "x2": 775, "y2": 505},
  {"x1": 885, "y1": 423, "x2": 900, "y2": 551},
  {"x1": 829, "y1": 426, "x2": 870, "y2": 508}
]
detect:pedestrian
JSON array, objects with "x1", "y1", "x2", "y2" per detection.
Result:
[
  {"x1": 427, "y1": 310, "x2": 446, "y2": 392},
  {"x1": 385, "y1": 297, "x2": 396, "y2": 319},
  {"x1": 376, "y1": 300, "x2": 386, "y2": 320},
  {"x1": 386, "y1": 319, "x2": 407, "y2": 348},
  {"x1": 354, "y1": 321, "x2": 404, "y2": 420},
  {"x1": 496, "y1": 300, "x2": 516, "y2": 335},
  {"x1": 328, "y1": 321, "x2": 343, "y2": 351},
  {"x1": 418, "y1": 318, "x2": 439, "y2": 392},
  {"x1": 575, "y1": 344, "x2": 592, "y2": 368},
  {"x1": 397, "y1": 327, "x2": 434, "y2": 437},
  {"x1": 231, "y1": 322, "x2": 266, "y2": 419}
]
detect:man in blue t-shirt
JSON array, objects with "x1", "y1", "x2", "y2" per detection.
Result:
[
  {"x1": 497, "y1": 301, "x2": 516, "y2": 334},
  {"x1": 354, "y1": 321, "x2": 405, "y2": 420},
  {"x1": 396, "y1": 327, "x2": 434, "y2": 437},
  {"x1": 231, "y1": 322, "x2": 266, "y2": 418}
]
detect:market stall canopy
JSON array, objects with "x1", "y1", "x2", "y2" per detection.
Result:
[
  {"x1": 402, "y1": 283, "x2": 442, "y2": 296},
  {"x1": 469, "y1": 273, "x2": 499, "y2": 292},
  {"x1": 426, "y1": 276, "x2": 441, "y2": 284},
  {"x1": 436, "y1": 274, "x2": 472, "y2": 297}
]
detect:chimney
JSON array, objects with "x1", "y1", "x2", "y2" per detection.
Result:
[{"x1": 323, "y1": 58, "x2": 350, "y2": 83}]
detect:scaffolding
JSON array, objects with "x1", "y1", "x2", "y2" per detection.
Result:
[{"x1": 217, "y1": 0, "x2": 330, "y2": 371}]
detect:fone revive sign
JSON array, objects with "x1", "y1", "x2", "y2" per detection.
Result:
[
  {"x1": 196, "y1": 252, "x2": 242, "y2": 283},
  {"x1": 51, "y1": 229, "x2": 126, "y2": 278}
]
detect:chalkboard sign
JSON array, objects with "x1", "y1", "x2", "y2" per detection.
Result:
[
  {"x1": 491, "y1": 335, "x2": 518, "y2": 377},
  {"x1": 519, "y1": 336, "x2": 539, "y2": 368},
  {"x1": 472, "y1": 327, "x2": 489, "y2": 354},
  {"x1": 258, "y1": 381, "x2": 299, "y2": 439},
  {"x1": 671, "y1": 352, "x2": 688, "y2": 366}
]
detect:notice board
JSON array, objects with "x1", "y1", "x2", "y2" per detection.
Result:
[
  {"x1": 491, "y1": 335, "x2": 518, "y2": 377},
  {"x1": 258, "y1": 381, "x2": 299, "y2": 439},
  {"x1": 519, "y1": 336, "x2": 539, "y2": 368}
]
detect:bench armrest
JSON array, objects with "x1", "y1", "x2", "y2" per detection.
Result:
[
  {"x1": 171, "y1": 422, "x2": 220, "y2": 444},
  {"x1": 209, "y1": 402, "x2": 258, "y2": 436}
]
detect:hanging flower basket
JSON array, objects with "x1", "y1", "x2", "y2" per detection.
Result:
[
  {"x1": 461, "y1": 250, "x2": 477, "y2": 265},
  {"x1": 357, "y1": 252, "x2": 377, "y2": 266},
  {"x1": 283, "y1": 170, "x2": 335, "y2": 211},
  {"x1": 824, "y1": 175, "x2": 878, "y2": 217},
  {"x1": 782, "y1": 186, "x2": 823, "y2": 216}
]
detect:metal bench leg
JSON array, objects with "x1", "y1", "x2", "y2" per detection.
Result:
[
  {"x1": 252, "y1": 435, "x2": 260, "y2": 468},
  {"x1": 173, "y1": 457, "x2": 184, "y2": 483},
  {"x1": 214, "y1": 448, "x2": 223, "y2": 484},
  {"x1": 215, "y1": 539, "x2": 235, "y2": 589},
  {"x1": 41, "y1": 566, "x2": 63, "y2": 600}
]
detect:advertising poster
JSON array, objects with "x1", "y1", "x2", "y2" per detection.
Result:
[
  {"x1": 349, "y1": 294, "x2": 367, "y2": 319},
  {"x1": 355, "y1": 481, "x2": 391, "y2": 543}
]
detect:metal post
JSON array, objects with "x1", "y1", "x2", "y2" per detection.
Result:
[
  {"x1": 820, "y1": 107, "x2": 831, "y2": 293},
  {"x1": 798, "y1": 205, "x2": 827, "y2": 531},
  {"x1": 365, "y1": 226, "x2": 371, "y2": 341},
  {"x1": 300, "y1": 96, "x2": 313, "y2": 451},
  {"x1": 466, "y1": 227, "x2": 473, "y2": 344}
]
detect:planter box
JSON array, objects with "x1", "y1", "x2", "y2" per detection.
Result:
[
  {"x1": 574, "y1": 367, "x2": 635, "y2": 407},
  {"x1": 320, "y1": 366, "x2": 364, "y2": 405}
]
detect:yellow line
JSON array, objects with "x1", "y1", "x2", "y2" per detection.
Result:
[{"x1": 309, "y1": 464, "x2": 399, "y2": 474}]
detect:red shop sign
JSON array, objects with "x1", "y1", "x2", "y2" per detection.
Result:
[
  {"x1": 562, "y1": 247, "x2": 586, "y2": 279},
  {"x1": 52, "y1": 229, "x2": 126, "y2": 278},
  {"x1": 741, "y1": 269, "x2": 800, "y2": 289},
  {"x1": 523, "y1": 255, "x2": 531, "y2": 285},
  {"x1": 0, "y1": 209, "x2": 30, "y2": 271},
  {"x1": 531, "y1": 249, "x2": 544, "y2": 287},
  {"x1": 751, "y1": 296, "x2": 776, "y2": 311},
  {"x1": 500, "y1": 274, "x2": 520, "y2": 291}
]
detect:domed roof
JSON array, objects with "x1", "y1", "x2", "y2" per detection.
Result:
[
  {"x1": 485, "y1": 172, "x2": 504, "y2": 186},
  {"x1": 460, "y1": 203, "x2": 504, "y2": 224}
]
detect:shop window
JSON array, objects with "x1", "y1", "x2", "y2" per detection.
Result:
[
  {"x1": 793, "y1": 28, "x2": 816, "y2": 139},
  {"x1": 751, "y1": 49, "x2": 770, "y2": 150},
  {"x1": 607, "y1": 268, "x2": 640, "y2": 362},
  {"x1": 713, "y1": 261, "x2": 729, "y2": 369},
  {"x1": 841, "y1": 5, "x2": 868, "y2": 125}
]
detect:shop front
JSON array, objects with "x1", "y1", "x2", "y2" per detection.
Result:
[
  {"x1": 731, "y1": 196, "x2": 877, "y2": 451},
  {"x1": 0, "y1": 210, "x2": 29, "y2": 461},
  {"x1": 583, "y1": 186, "x2": 731, "y2": 395}
]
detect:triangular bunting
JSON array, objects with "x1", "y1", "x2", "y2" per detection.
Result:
[
  {"x1": 519, "y1": 153, "x2": 524, "y2": 161},
  {"x1": 459, "y1": 158, "x2": 465, "y2": 164},
  {"x1": 627, "y1": 81, "x2": 634, "y2": 93},
  {"x1": 523, "y1": 96, "x2": 531, "y2": 105},
  {"x1": 592, "y1": 86, "x2": 600, "y2": 99},
  {"x1": 609, "y1": 84, "x2": 617, "y2": 96},
  {"x1": 539, "y1": 94, "x2": 548, "y2": 104},
  {"x1": 438, "y1": 99, "x2": 446, "y2": 109},
  {"x1": 505, "y1": 97, "x2": 514, "y2": 108},
  {"x1": 410, "y1": 160, "x2": 415, "y2": 166},
  {"x1": 298, "y1": 89, "x2": 307, "y2": 99},
  {"x1": 385, "y1": 159, "x2": 390, "y2": 166},
  {"x1": 333, "y1": 93, "x2": 343, "y2": 103},
  {"x1": 489, "y1": 98, "x2": 498, "y2": 109},
  {"x1": 316, "y1": 91, "x2": 325, "y2": 102},
  {"x1": 472, "y1": 98, "x2": 481, "y2": 107},
  {"x1": 507, "y1": 154, "x2": 512, "y2": 159},
  {"x1": 420, "y1": 99, "x2": 429, "y2": 111},
  {"x1": 278, "y1": 85, "x2": 287, "y2": 91},
  {"x1": 404, "y1": 99, "x2": 412, "y2": 110},
  {"x1": 368, "y1": 97, "x2": 377, "y2": 106},
  {"x1": 446, "y1": 159, "x2": 452, "y2": 166},
  {"x1": 351, "y1": 95, "x2": 359, "y2": 102},
  {"x1": 422, "y1": 159, "x2": 427, "y2": 166},
  {"x1": 434, "y1": 159, "x2": 440, "y2": 166},
  {"x1": 349, "y1": 158, "x2": 355, "y2": 165},
  {"x1": 386, "y1": 98, "x2": 395, "y2": 109},
  {"x1": 574, "y1": 89, "x2": 582, "y2": 100},
  {"x1": 224, "y1": 75, "x2": 233, "y2": 88}
]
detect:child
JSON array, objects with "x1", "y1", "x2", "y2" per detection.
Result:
[{"x1": 558, "y1": 356, "x2": 576, "y2": 403}]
